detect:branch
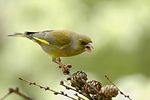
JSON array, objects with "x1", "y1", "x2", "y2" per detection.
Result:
[
  {"x1": 60, "y1": 81, "x2": 93, "y2": 100},
  {"x1": 74, "y1": 93, "x2": 85, "y2": 100},
  {"x1": 105, "y1": 75, "x2": 132, "y2": 100},
  {"x1": 19, "y1": 77, "x2": 77, "y2": 100},
  {"x1": 0, "y1": 87, "x2": 32, "y2": 100}
]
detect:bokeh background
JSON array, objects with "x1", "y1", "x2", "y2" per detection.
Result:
[{"x1": 0, "y1": 0, "x2": 150, "y2": 100}]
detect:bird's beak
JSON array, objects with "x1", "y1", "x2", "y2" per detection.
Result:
[{"x1": 85, "y1": 42, "x2": 94, "y2": 53}]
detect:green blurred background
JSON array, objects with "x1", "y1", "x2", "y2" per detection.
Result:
[{"x1": 0, "y1": 0, "x2": 150, "y2": 100}]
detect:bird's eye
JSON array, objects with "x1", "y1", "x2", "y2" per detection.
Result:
[{"x1": 81, "y1": 41, "x2": 87, "y2": 45}]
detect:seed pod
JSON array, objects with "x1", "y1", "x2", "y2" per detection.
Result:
[
  {"x1": 100, "y1": 85, "x2": 118, "y2": 98},
  {"x1": 70, "y1": 71, "x2": 88, "y2": 89},
  {"x1": 93, "y1": 94, "x2": 112, "y2": 100},
  {"x1": 84, "y1": 80, "x2": 102, "y2": 94}
]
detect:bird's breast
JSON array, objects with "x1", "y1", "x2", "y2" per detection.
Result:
[{"x1": 40, "y1": 43, "x2": 85, "y2": 58}]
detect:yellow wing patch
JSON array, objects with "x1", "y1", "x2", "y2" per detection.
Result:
[
  {"x1": 16, "y1": 35, "x2": 27, "y2": 38},
  {"x1": 34, "y1": 37, "x2": 50, "y2": 45}
]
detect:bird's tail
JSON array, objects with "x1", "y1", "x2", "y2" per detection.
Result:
[
  {"x1": 8, "y1": 33, "x2": 27, "y2": 38},
  {"x1": 8, "y1": 32, "x2": 48, "y2": 45}
]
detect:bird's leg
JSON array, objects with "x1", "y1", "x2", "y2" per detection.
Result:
[
  {"x1": 54, "y1": 58, "x2": 71, "y2": 75},
  {"x1": 57, "y1": 58, "x2": 65, "y2": 66},
  {"x1": 57, "y1": 58, "x2": 72, "y2": 69}
]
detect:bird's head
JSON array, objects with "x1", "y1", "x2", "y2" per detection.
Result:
[
  {"x1": 79, "y1": 38, "x2": 94, "y2": 53},
  {"x1": 73, "y1": 34, "x2": 94, "y2": 53}
]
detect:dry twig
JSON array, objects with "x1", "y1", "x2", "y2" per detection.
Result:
[
  {"x1": 19, "y1": 77, "x2": 76, "y2": 100},
  {"x1": 105, "y1": 75, "x2": 132, "y2": 100},
  {"x1": 60, "y1": 81, "x2": 93, "y2": 100},
  {"x1": 0, "y1": 87, "x2": 32, "y2": 100}
]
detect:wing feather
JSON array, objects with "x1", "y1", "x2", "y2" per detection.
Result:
[{"x1": 25, "y1": 30, "x2": 74, "y2": 49}]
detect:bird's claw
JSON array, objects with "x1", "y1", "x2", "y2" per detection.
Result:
[
  {"x1": 56, "y1": 61, "x2": 71, "y2": 75},
  {"x1": 62, "y1": 64, "x2": 71, "y2": 75}
]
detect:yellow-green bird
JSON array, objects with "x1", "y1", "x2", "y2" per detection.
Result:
[{"x1": 8, "y1": 30, "x2": 94, "y2": 73}]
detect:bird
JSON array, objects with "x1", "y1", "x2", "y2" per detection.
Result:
[{"x1": 8, "y1": 30, "x2": 94, "y2": 74}]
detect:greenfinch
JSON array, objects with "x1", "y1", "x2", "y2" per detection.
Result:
[{"x1": 8, "y1": 30, "x2": 93, "y2": 73}]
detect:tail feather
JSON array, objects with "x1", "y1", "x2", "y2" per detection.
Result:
[
  {"x1": 8, "y1": 31, "x2": 49, "y2": 45},
  {"x1": 8, "y1": 33, "x2": 26, "y2": 37}
]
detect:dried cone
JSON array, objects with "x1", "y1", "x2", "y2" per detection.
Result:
[
  {"x1": 70, "y1": 71, "x2": 88, "y2": 89},
  {"x1": 93, "y1": 94, "x2": 112, "y2": 100},
  {"x1": 84, "y1": 80, "x2": 102, "y2": 94},
  {"x1": 100, "y1": 85, "x2": 118, "y2": 98}
]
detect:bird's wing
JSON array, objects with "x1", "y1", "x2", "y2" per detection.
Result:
[{"x1": 25, "y1": 30, "x2": 73, "y2": 49}]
